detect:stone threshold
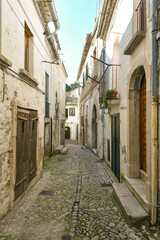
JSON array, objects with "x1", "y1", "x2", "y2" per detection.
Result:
[
  {"x1": 92, "y1": 149, "x2": 97, "y2": 154},
  {"x1": 113, "y1": 183, "x2": 149, "y2": 224},
  {"x1": 125, "y1": 175, "x2": 151, "y2": 214}
]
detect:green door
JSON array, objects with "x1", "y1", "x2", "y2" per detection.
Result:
[{"x1": 111, "y1": 114, "x2": 120, "y2": 182}]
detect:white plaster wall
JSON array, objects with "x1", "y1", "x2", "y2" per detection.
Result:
[
  {"x1": 66, "y1": 89, "x2": 78, "y2": 98},
  {"x1": 66, "y1": 104, "x2": 78, "y2": 140},
  {"x1": 1, "y1": 0, "x2": 47, "y2": 90},
  {"x1": 0, "y1": 0, "x2": 58, "y2": 219},
  {"x1": 119, "y1": 0, "x2": 152, "y2": 176},
  {"x1": 0, "y1": 68, "x2": 45, "y2": 219}
]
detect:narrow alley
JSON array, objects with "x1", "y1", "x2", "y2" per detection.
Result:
[{"x1": 0, "y1": 142, "x2": 159, "y2": 240}]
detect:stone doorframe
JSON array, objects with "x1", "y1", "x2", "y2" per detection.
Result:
[{"x1": 127, "y1": 65, "x2": 148, "y2": 178}]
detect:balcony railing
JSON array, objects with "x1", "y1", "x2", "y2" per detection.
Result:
[{"x1": 124, "y1": 0, "x2": 146, "y2": 55}]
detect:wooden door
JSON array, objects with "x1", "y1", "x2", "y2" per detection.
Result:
[
  {"x1": 111, "y1": 114, "x2": 120, "y2": 182},
  {"x1": 140, "y1": 76, "x2": 146, "y2": 171},
  {"x1": 29, "y1": 110, "x2": 37, "y2": 183},
  {"x1": 65, "y1": 127, "x2": 70, "y2": 139},
  {"x1": 15, "y1": 110, "x2": 30, "y2": 200},
  {"x1": 15, "y1": 109, "x2": 37, "y2": 200}
]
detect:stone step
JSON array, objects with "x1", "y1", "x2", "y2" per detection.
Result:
[
  {"x1": 55, "y1": 145, "x2": 63, "y2": 154},
  {"x1": 112, "y1": 183, "x2": 149, "y2": 224},
  {"x1": 125, "y1": 176, "x2": 151, "y2": 214},
  {"x1": 61, "y1": 146, "x2": 68, "y2": 154}
]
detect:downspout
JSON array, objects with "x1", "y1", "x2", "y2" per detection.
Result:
[
  {"x1": 151, "y1": 0, "x2": 158, "y2": 225},
  {"x1": 0, "y1": 0, "x2": 2, "y2": 52},
  {"x1": 47, "y1": 0, "x2": 60, "y2": 39}
]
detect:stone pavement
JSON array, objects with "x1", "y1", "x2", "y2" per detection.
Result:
[{"x1": 0, "y1": 143, "x2": 160, "y2": 240}]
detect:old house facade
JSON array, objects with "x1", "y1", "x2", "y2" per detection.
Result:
[
  {"x1": 77, "y1": 31, "x2": 104, "y2": 156},
  {"x1": 0, "y1": 0, "x2": 67, "y2": 219},
  {"x1": 78, "y1": 0, "x2": 160, "y2": 224},
  {"x1": 65, "y1": 88, "x2": 79, "y2": 141}
]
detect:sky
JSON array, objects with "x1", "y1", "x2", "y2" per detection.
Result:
[{"x1": 53, "y1": 0, "x2": 102, "y2": 85}]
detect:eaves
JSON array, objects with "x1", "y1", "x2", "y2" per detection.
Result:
[
  {"x1": 98, "y1": 0, "x2": 117, "y2": 40},
  {"x1": 77, "y1": 33, "x2": 93, "y2": 80}
]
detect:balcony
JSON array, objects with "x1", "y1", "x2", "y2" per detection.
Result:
[{"x1": 124, "y1": 0, "x2": 146, "y2": 55}]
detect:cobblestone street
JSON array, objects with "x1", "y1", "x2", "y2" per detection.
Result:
[{"x1": 0, "y1": 143, "x2": 160, "y2": 240}]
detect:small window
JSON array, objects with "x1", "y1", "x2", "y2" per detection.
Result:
[
  {"x1": 83, "y1": 73, "x2": 85, "y2": 87},
  {"x1": 24, "y1": 22, "x2": 33, "y2": 74},
  {"x1": 24, "y1": 22, "x2": 33, "y2": 73},
  {"x1": 69, "y1": 108, "x2": 75, "y2": 116},
  {"x1": 65, "y1": 109, "x2": 68, "y2": 118},
  {"x1": 86, "y1": 63, "x2": 88, "y2": 81}
]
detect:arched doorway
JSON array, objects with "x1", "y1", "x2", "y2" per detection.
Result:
[
  {"x1": 140, "y1": 75, "x2": 146, "y2": 171},
  {"x1": 92, "y1": 105, "x2": 97, "y2": 149},
  {"x1": 127, "y1": 66, "x2": 147, "y2": 177},
  {"x1": 65, "y1": 127, "x2": 70, "y2": 139}
]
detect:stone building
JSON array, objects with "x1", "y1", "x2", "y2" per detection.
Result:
[
  {"x1": 78, "y1": 0, "x2": 160, "y2": 224},
  {"x1": 65, "y1": 88, "x2": 79, "y2": 141},
  {"x1": 0, "y1": 0, "x2": 67, "y2": 219},
  {"x1": 77, "y1": 30, "x2": 104, "y2": 156}
]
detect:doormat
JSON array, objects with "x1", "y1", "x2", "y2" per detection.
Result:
[{"x1": 39, "y1": 190, "x2": 54, "y2": 196}]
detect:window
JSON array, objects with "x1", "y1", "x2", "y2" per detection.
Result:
[
  {"x1": 69, "y1": 108, "x2": 75, "y2": 116},
  {"x1": 136, "y1": 0, "x2": 146, "y2": 31},
  {"x1": 24, "y1": 22, "x2": 33, "y2": 73},
  {"x1": 45, "y1": 73, "x2": 49, "y2": 117},
  {"x1": 83, "y1": 73, "x2": 85, "y2": 87},
  {"x1": 65, "y1": 109, "x2": 68, "y2": 118},
  {"x1": 86, "y1": 63, "x2": 88, "y2": 81}
]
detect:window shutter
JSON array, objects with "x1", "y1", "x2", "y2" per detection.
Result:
[
  {"x1": 86, "y1": 64, "x2": 88, "y2": 81},
  {"x1": 65, "y1": 109, "x2": 68, "y2": 118}
]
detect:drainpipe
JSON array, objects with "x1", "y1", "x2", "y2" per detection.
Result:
[
  {"x1": 0, "y1": 0, "x2": 2, "y2": 53},
  {"x1": 151, "y1": 0, "x2": 158, "y2": 225},
  {"x1": 47, "y1": 0, "x2": 60, "y2": 39}
]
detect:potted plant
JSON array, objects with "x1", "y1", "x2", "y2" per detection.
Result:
[{"x1": 103, "y1": 89, "x2": 117, "y2": 107}]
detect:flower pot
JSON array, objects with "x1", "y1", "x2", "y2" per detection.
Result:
[{"x1": 111, "y1": 92, "x2": 117, "y2": 98}]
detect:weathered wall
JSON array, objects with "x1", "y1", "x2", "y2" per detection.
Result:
[
  {"x1": 119, "y1": 0, "x2": 152, "y2": 198},
  {"x1": 0, "y1": 0, "x2": 54, "y2": 219},
  {"x1": 0, "y1": 67, "x2": 45, "y2": 219}
]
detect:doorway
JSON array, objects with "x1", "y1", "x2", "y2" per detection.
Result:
[
  {"x1": 111, "y1": 114, "x2": 120, "y2": 181},
  {"x1": 15, "y1": 109, "x2": 37, "y2": 200},
  {"x1": 140, "y1": 76, "x2": 146, "y2": 171},
  {"x1": 65, "y1": 127, "x2": 70, "y2": 139},
  {"x1": 92, "y1": 105, "x2": 97, "y2": 150}
]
